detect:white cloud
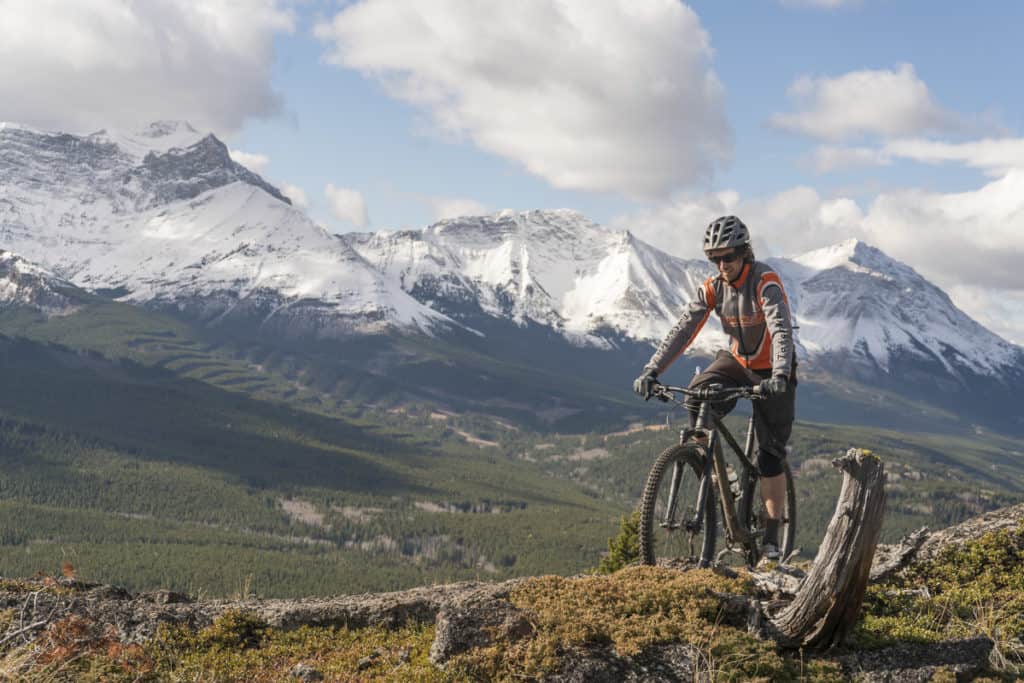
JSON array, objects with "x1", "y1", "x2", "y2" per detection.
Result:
[
  {"x1": 945, "y1": 285, "x2": 1024, "y2": 346},
  {"x1": 325, "y1": 184, "x2": 369, "y2": 228},
  {"x1": 861, "y1": 171, "x2": 1024, "y2": 290},
  {"x1": 883, "y1": 138, "x2": 1024, "y2": 177},
  {"x1": 771, "y1": 64, "x2": 957, "y2": 141},
  {"x1": 315, "y1": 0, "x2": 731, "y2": 199},
  {"x1": 430, "y1": 198, "x2": 489, "y2": 221},
  {"x1": 229, "y1": 149, "x2": 271, "y2": 174},
  {"x1": 0, "y1": 0, "x2": 294, "y2": 134},
  {"x1": 613, "y1": 169, "x2": 1024, "y2": 342},
  {"x1": 281, "y1": 183, "x2": 309, "y2": 210},
  {"x1": 612, "y1": 188, "x2": 863, "y2": 260},
  {"x1": 811, "y1": 137, "x2": 1024, "y2": 175},
  {"x1": 610, "y1": 190, "x2": 737, "y2": 258}
]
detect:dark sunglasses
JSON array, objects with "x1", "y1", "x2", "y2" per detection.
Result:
[{"x1": 707, "y1": 250, "x2": 743, "y2": 265}]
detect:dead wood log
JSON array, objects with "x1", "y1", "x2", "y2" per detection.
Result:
[{"x1": 768, "y1": 448, "x2": 886, "y2": 649}]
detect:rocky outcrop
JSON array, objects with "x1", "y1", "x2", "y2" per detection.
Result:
[
  {"x1": 0, "y1": 499, "x2": 1019, "y2": 680},
  {"x1": 127, "y1": 134, "x2": 290, "y2": 209},
  {"x1": 0, "y1": 577, "x2": 528, "y2": 646},
  {"x1": 869, "y1": 501, "x2": 1024, "y2": 582},
  {"x1": 835, "y1": 637, "x2": 993, "y2": 682},
  {"x1": 429, "y1": 593, "x2": 533, "y2": 665}
]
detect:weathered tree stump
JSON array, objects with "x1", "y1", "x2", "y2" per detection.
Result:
[{"x1": 768, "y1": 448, "x2": 886, "y2": 649}]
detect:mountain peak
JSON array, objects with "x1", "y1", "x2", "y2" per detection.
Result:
[
  {"x1": 86, "y1": 121, "x2": 208, "y2": 159},
  {"x1": 789, "y1": 238, "x2": 907, "y2": 276},
  {"x1": 791, "y1": 238, "x2": 862, "y2": 269},
  {"x1": 136, "y1": 120, "x2": 199, "y2": 139},
  {"x1": 0, "y1": 250, "x2": 55, "y2": 277},
  {"x1": 0, "y1": 251, "x2": 81, "y2": 316}
]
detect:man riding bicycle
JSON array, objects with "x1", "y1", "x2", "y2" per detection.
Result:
[{"x1": 633, "y1": 215, "x2": 797, "y2": 560}]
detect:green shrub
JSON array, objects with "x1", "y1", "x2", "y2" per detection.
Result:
[{"x1": 597, "y1": 509, "x2": 640, "y2": 574}]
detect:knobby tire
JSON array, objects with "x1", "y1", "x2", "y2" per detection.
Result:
[{"x1": 639, "y1": 444, "x2": 716, "y2": 566}]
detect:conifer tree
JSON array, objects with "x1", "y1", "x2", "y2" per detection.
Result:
[{"x1": 597, "y1": 510, "x2": 640, "y2": 573}]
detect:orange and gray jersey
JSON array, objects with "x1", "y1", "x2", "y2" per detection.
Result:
[{"x1": 644, "y1": 261, "x2": 795, "y2": 378}]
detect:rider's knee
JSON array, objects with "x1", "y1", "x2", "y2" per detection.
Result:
[{"x1": 756, "y1": 449, "x2": 785, "y2": 477}]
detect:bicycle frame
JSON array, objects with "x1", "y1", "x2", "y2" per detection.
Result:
[{"x1": 659, "y1": 384, "x2": 762, "y2": 560}]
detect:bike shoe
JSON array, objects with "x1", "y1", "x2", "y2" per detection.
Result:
[{"x1": 761, "y1": 543, "x2": 781, "y2": 562}]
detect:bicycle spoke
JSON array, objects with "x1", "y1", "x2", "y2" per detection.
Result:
[{"x1": 643, "y1": 448, "x2": 713, "y2": 565}]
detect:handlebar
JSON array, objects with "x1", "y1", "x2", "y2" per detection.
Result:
[{"x1": 650, "y1": 381, "x2": 763, "y2": 403}]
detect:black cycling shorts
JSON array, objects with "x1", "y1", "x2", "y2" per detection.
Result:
[{"x1": 685, "y1": 351, "x2": 795, "y2": 478}]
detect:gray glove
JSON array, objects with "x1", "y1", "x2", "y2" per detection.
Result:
[
  {"x1": 633, "y1": 369, "x2": 659, "y2": 400},
  {"x1": 759, "y1": 375, "x2": 788, "y2": 397}
]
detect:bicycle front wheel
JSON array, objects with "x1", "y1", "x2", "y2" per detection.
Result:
[{"x1": 639, "y1": 444, "x2": 716, "y2": 567}]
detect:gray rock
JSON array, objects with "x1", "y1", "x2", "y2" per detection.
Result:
[
  {"x1": 289, "y1": 662, "x2": 323, "y2": 681},
  {"x1": 545, "y1": 643, "x2": 697, "y2": 682},
  {"x1": 915, "y1": 502, "x2": 1024, "y2": 564},
  {"x1": 429, "y1": 601, "x2": 533, "y2": 665},
  {"x1": 255, "y1": 578, "x2": 526, "y2": 632},
  {"x1": 870, "y1": 527, "x2": 929, "y2": 583},
  {"x1": 836, "y1": 636, "x2": 993, "y2": 682}
]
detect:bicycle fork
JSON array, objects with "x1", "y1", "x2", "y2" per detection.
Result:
[{"x1": 661, "y1": 457, "x2": 709, "y2": 560}]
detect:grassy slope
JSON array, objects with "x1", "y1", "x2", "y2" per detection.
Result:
[
  {"x1": 0, "y1": 305, "x2": 619, "y2": 597},
  {"x1": 2, "y1": 298, "x2": 1023, "y2": 597}
]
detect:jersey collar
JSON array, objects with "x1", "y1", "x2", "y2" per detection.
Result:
[{"x1": 729, "y1": 262, "x2": 752, "y2": 289}]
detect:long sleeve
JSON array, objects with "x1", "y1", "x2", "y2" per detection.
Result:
[
  {"x1": 757, "y1": 276, "x2": 794, "y2": 379},
  {"x1": 644, "y1": 277, "x2": 716, "y2": 375}
]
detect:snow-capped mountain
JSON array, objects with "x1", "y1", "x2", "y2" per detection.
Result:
[
  {"x1": 1, "y1": 120, "x2": 1021, "y2": 397},
  {"x1": 344, "y1": 212, "x2": 1022, "y2": 385},
  {"x1": 769, "y1": 240, "x2": 1021, "y2": 380},
  {"x1": 0, "y1": 250, "x2": 83, "y2": 316},
  {"x1": 0, "y1": 121, "x2": 448, "y2": 335},
  {"x1": 343, "y1": 211, "x2": 724, "y2": 350}
]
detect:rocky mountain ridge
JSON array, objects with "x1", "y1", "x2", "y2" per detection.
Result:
[
  {"x1": 2, "y1": 120, "x2": 1023, "y2": 432},
  {"x1": 3, "y1": 121, "x2": 1019, "y2": 370},
  {"x1": 0, "y1": 121, "x2": 448, "y2": 336}
]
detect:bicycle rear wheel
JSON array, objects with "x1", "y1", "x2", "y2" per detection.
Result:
[
  {"x1": 738, "y1": 460, "x2": 797, "y2": 562},
  {"x1": 639, "y1": 444, "x2": 716, "y2": 567}
]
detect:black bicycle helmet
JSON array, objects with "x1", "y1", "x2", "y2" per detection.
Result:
[{"x1": 703, "y1": 215, "x2": 750, "y2": 252}]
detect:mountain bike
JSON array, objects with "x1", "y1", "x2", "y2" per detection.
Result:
[{"x1": 638, "y1": 382, "x2": 796, "y2": 568}]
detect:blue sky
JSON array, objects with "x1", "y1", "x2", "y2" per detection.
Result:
[
  {"x1": 226, "y1": 0, "x2": 1024, "y2": 232},
  {"x1": 2, "y1": 0, "x2": 1023, "y2": 341}
]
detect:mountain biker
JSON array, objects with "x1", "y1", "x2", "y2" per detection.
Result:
[{"x1": 633, "y1": 215, "x2": 797, "y2": 560}]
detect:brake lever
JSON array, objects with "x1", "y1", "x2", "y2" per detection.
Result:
[{"x1": 650, "y1": 384, "x2": 671, "y2": 403}]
